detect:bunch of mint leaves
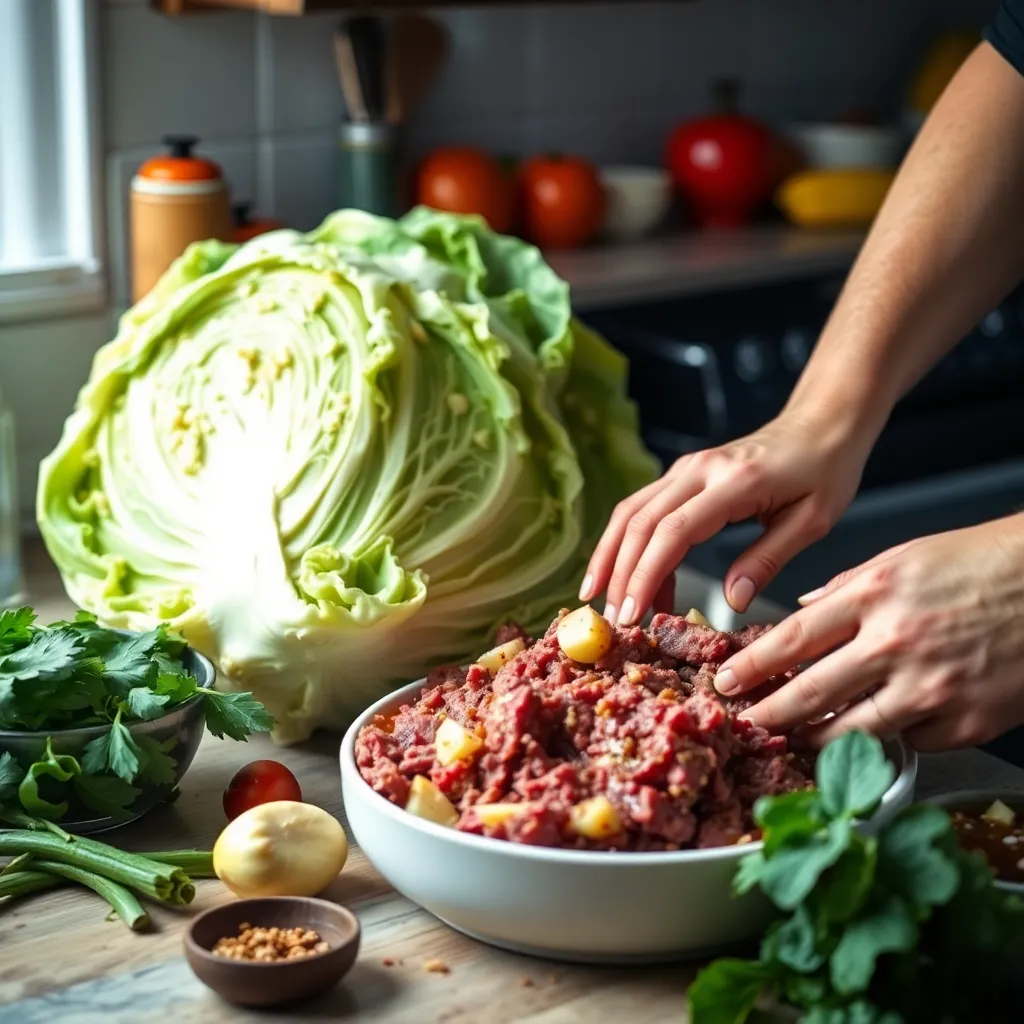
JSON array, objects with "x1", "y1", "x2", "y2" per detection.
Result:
[
  {"x1": 689, "y1": 730, "x2": 1024, "y2": 1024},
  {"x1": 0, "y1": 606, "x2": 273, "y2": 822}
]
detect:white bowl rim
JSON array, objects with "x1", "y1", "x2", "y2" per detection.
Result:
[{"x1": 340, "y1": 675, "x2": 918, "y2": 867}]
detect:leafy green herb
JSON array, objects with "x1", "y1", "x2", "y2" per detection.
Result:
[
  {"x1": 829, "y1": 893, "x2": 916, "y2": 995},
  {"x1": 875, "y1": 805, "x2": 959, "y2": 909},
  {"x1": 124, "y1": 686, "x2": 169, "y2": 721},
  {"x1": 689, "y1": 730, "x2": 1024, "y2": 1024},
  {"x1": 73, "y1": 772, "x2": 141, "y2": 820},
  {"x1": 82, "y1": 709, "x2": 141, "y2": 783},
  {"x1": 816, "y1": 730, "x2": 895, "y2": 819},
  {"x1": 0, "y1": 751, "x2": 23, "y2": 802},
  {"x1": 0, "y1": 607, "x2": 36, "y2": 653},
  {"x1": 687, "y1": 958, "x2": 770, "y2": 1024},
  {"x1": 153, "y1": 671, "x2": 196, "y2": 703},
  {"x1": 202, "y1": 688, "x2": 275, "y2": 741},
  {"x1": 134, "y1": 735, "x2": 178, "y2": 786},
  {"x1": 101, "y1": 629, "x2": 165, "y2": 694},
  {"x1": 0, "y1": 605, "x2": 274, "y2": 824},
  {"x1": 0, "y1": 627, "x2": 83, "y2": 685},
  {"x1": 738, "y1": 817, "x2": 852, "y2": 909}
]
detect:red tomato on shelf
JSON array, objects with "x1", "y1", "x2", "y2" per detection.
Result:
[
  {"x1": 665, "y1": 79, "x2": 775, "y2": 228},
  {"x1": 415, "y1": 147, "x2": 514, "y2": 234},
  {"x1": 517, "y1": 154, "x2": 606, "y2": 250},
  {"x1": 223, "y1": 760, "x2": 303, "y2": 821}
]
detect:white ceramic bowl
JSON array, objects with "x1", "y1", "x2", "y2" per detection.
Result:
[
  {"x1": 785, "y1": 123, "x2": 908, "y2": 169},
  {"x1": 600, "y1": 166, "x2": 672, "y2": 241},
  {"x1": 340, "y1": 680, "x2": 918, "y2": 964}
]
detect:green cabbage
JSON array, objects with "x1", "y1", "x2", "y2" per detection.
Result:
[{"x1": 37, "y1": 208, "x2": 658, "y2": 743}]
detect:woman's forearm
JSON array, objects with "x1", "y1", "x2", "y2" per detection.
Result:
[{"x1": 785, "y1": 42, "x2": 1024, "y2": 445}]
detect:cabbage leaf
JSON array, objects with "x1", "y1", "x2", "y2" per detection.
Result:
[{"x1": 37, "y1": 208, "x2": 658, "y2": 742}]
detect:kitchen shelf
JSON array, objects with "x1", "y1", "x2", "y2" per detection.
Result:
[
  {"x1": 552, "y1": 225, "x2": 865, "y2": 313},
  {"x1": 153, "y1": 0, "x2": 692, "y2": 13}
]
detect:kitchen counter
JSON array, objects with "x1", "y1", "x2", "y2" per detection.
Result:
[
  {"x1": 107, "y1": 223, "x2": 862, "y2": 324},
  {"x1": 3, "y1": 543, "x2": 1023, "y2": 1024},
  {"x1": 549, "y1": 225, "x2": 864, "y2": 313}
]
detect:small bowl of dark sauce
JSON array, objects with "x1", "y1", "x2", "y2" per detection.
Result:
[{"x1": 927, "y1": 789, "x2": 1024, "y2": 894}]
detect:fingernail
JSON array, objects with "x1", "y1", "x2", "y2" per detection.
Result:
[
  {"x1": 578, "y1": 575, "x2": 594, "y2": 601},
  {"x1": 603, "y1": 604, "x2": 617, "y2": 624},
  {"x1": 728, "y1": 577, "x2": 756, "y2": 613},
  {"x1": 797, "y1": 586, "x2": 825, "y2": 606},
  {"x1": 618, "y1": 596, "x2": 636, "y2": 626},
  {"x1": 715, "y1": 668, "x2": 738, "y2": 695}
]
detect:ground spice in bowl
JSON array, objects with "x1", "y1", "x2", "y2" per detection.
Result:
[{"x1": 211, "y1": 922, "x2": 330, "y2": 962}]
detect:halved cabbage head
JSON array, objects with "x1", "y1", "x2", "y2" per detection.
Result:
[{"x1": 37, "y1": 208, "x2": 658, "y2": 742}]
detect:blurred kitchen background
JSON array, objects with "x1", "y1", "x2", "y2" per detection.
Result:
[{"x1": 1, "y1": 0, "x2": 1018, "y2": 649}]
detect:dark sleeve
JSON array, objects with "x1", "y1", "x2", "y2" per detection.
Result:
[{"x1": 985, "y1": 0, "x2": 1024, "y2": 77}]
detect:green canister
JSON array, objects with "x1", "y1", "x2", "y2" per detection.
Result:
[{"x1": 338, "y1": 121, "x2": 398, "y2": 217}]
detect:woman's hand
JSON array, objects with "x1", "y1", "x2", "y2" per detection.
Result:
[
  {"x1": 715, "y1": 515, "x2": 1024, "y2": 751},
  {"x1": 580, "y1": 411, "x2": 873, "y2": 626}
]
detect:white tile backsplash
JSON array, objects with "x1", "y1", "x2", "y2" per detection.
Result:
[
  {"x1": 415, "y1": 8, "x2": 541, "y2": 122},
  {"x1": 523, "y1": 111, "x2": 650, "y2": 167},
  {"x1": 258, "y1": 12, "x2": 344, "y2": 134},
  {"x1": 102, "y1": 3, "x2": 257, "y2": 149},
  {"x1": 404, "y1": 112, "x2": 534, "y2": 165},
  {"x1": 530, "y1": 4, "x2": 667, "y2": 115},
  {"x1": 262, "y1": 133, "x2": 337, "y2": 233}
]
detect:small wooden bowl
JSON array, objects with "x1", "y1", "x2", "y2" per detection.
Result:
[{"x1": 184, "y1": 897, "x2": 361, "y2": 1007}]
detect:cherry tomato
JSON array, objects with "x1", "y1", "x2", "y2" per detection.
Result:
[
  {"x1": 517, "y1": 154, "x2": 606, "y2": 250},
  {"x1": 415, "y1": 147, "x2": 514, "y2": 233},
  {"x1": 223, "y1": 760, "x2": 302, "y2": 821}
]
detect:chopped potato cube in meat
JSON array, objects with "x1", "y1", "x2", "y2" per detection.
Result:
[
  {"x1": 475, "y1": 803, "x2": 529, "y2": 828},
  {"x1": 405, "y1": 775, "x2": 459, "y2": 827},
  {"x1": 476, "y1": 638, "x2": 527, "y2": 676},
  {"x1": 569, "y1": 796, "x2": 623, "y2": 840},
  {"x1": 435, "y1": 717, "x2": 484, "y2": 766},
  {"x1": 556, "y1": 606, "x2": 613, "y2": 664}
]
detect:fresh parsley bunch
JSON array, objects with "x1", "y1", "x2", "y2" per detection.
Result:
[
  {"x1": 689, "y1": 730, "x2": 1024, "y2": 1024},
  {"x1": 0, "y1": 607, "x2": 273, "y2": 822}
]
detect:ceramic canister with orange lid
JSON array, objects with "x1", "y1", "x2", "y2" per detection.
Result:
[{"x1": 130, "y1": 135, "x2": 233, "y2": 303}]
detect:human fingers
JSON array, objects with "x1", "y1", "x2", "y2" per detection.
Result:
[
  {"x1": 604, "y1": 473, "x2": 707, "y2": 624},
  {"x1": 723, "y1": 499, "x2": 833, "y2": 614},
  {"x1": 715, "y1": 590, "x2": 860, "y2": 697},
  {"x1": 902, "y1": 711, "x2": 1001, "y2": 752},
  {"x1": 736, "y1": 642, "x2": 880, "y2": 734},
  {"x1": 797, "y1": 540, "x2": 918, "y2": 606},
  {"x1": 800, "y1": 686, "x2": 927, "y2": 747},
  {"x1": 615, "y1": 481, "x2": 762, "y2": 624},
  {"x1": 579, "y1": 478, "x2": 667, "y2": 605}
]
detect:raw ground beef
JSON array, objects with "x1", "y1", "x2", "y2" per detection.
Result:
[{"x1": 355, "y1": 610, "x2": 814, "y2": 852}]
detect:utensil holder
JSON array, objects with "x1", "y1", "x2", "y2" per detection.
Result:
[{"x1": 338, "y1": 122, "x2": 398, "y2": 218}]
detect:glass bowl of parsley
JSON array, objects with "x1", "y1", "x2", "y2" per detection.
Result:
[{"x1": 0, "y1": 607, "x2": 273, "y2": 833}]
